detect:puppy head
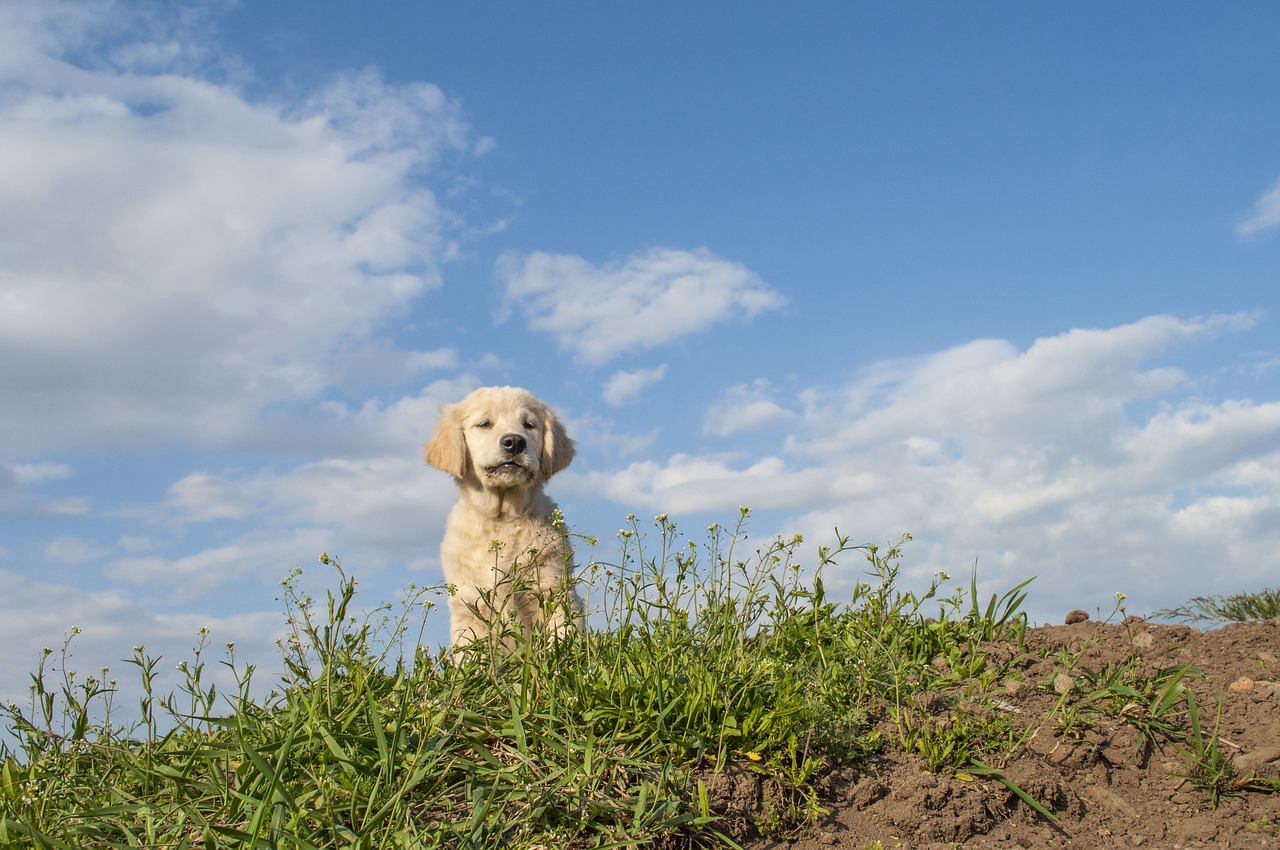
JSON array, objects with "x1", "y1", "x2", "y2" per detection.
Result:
[{"x1": 424, "y1": 386, "x2": 574, "y2": 487}]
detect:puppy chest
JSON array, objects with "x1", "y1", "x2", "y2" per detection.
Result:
[{"x1": 441, "y1": 511, "x2": 565, "y2": 575}]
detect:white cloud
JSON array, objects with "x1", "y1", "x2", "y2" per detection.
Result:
[
  {"x1": 0, "y1": 5, "x2": 478, "y2": 455},
  {"x1": 587, "y1": 315, "x2": 1280, "y2": 622},
  {"x1": 703, "y1": 379, "x2": 795, "y2": 436},
  {"x1": 121, "y1": 455, "x2": 458, "y2": 586},
  {"x1": 44, "y1": 535, "x2": 109, "y2": 564},
  {"x1": 1238, "y1": 176, "x2": 1280, "y2": 238},
  {"x1": 603, "y1": 365, "x2": 668, "y2": 406},
  {"x1": 789, "y1": 314, "x2": 1256, "y2": 477},
  {"x1": 1117, "y1": 400, "x2": 1280, "y2": 490},
  {"x1": 10, "y1": 462, "x2": 72, "y2": 485},
  {"x1": 305, "y1": 376, "x2": 481, "y2": 457},
  {"x1": 584, "y1": 453, "x2": 837, "y2": 514},
  {"x1": 1, "y1": 462, "x2": 85, "y2": 516},
  {"x1": 103, "y1": 529, "x2": 330, "y2": 604},
  {"x1": 495, "y1": 248, "x2": 786, "y2": 364},
  {"x1": 555, "y1": 414, "x2": 660, "y2": 462},
  {"x1": 0, "y1": 567, "x2": 287, "y2": 709},
  {"x1": 166, "y1": 472, "x2": 257, "y2": 523}
]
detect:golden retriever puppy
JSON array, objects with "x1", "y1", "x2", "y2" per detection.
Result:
[{"x1": 424, "y1": 386, "x2": 582, "y2": 649}]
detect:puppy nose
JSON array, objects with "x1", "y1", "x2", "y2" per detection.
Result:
[{"x1": 500, "y1": 433, "x2": 526, "y2": 455}]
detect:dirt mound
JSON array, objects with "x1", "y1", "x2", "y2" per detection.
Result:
[{"x1": 744, "y1": 617, "x2": 1280, "y2": 849}]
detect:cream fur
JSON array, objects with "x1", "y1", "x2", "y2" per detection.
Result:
[{"x1": 424, "y1": 386, "x2": 581, "y2": 648}]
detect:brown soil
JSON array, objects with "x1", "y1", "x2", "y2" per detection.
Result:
[{"x1": 730, "y1": 616, "x2": 1280, "y2": 849}]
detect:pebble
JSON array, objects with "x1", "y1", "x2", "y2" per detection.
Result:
[
  {"x1": 1005, "y1": 680, "x2": 1029, "y2": 696},
  {"x1": 1064, "y1": 609, "x2": 1089, "y2": 624},
  {"x1": 1228, "y1": 676, "x2": 1255, "y2": 694},
  {"x1": 1053, "y1": 673, "x2": 1076, "y2": 694}
]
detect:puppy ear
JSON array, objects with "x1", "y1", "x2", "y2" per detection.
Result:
[
  {"x1": 424, "y1": 404, "x2": 469, "y2": 479},
  {"x1": 540, "y1": 406, "x2": 575, "y2": 480}
]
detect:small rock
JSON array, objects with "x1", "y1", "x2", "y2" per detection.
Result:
[
  {"x1": 1054, "y1": 673, "x2": 1076, "y2": 695},
  {"x1": 1005, "y1": 680, "x2": 1029, "y2": 696},
  {"x1": 1131, "y1": 632, "x2": 1155, "y2": 651},
  {"x1": 1229, "y1": 676, "x2": 1256, "y2": 694},
  {"x1": 1259, "y1": 650, "x2": 1279, "y2": 666},
  {"x1": 1065, "y1": 609, "x2": 1089, "y2": 624}
]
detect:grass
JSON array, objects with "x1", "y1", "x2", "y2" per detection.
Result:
[
  {"x1": 0, "y1": 510, "x2": 1272, "y2": 848},
  {"x1": 1171, "y1": 690, "x2": 1280, "y2": 807},
  {"x1": 1154, "y1": 588, "x2": 1280, "y2": 625}
]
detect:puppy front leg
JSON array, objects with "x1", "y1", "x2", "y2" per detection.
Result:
[{"x1": 448, "y1": 594, "x2": 492, "y2": 651}]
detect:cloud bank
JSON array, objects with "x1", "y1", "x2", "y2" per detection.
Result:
[
  {"x1": 584, "y1": 315, "x2": 1280, "y2": 622},
  {"x1": 0, "y1": 7, "x2": 476, "y2": 455}
]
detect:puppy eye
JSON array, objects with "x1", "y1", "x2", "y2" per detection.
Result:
[
  {"x1": 476, "y1": 419, "x2": 492, "y2": 429},
  {"x1": 523, "y1": 419, "x2": 537, "y2": 430}
]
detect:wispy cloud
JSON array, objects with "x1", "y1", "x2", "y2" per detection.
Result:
[
  {"x1": 703, "y1": 379, "x2": 795, "y2": 436},
  {"x1": 495, "y1": 248, "x2": 785, "y2": 364},
  {"x1": 1, "y1": 462, "x2": 82, "y2": 516},
  {"x1": 9, "y1": 462, "x2": 72, "y2": 485},
  {"x1": 602, "y1": 365, "x2": 668, "y2": 406},
  {"x1": 44, "y1": 536, "x2": 110, "y2": 565},
  {"x1": 1238, "y1": 176, "x2": 1280, "y2": 238},
  {"x1": 585, "y1": 453, "x2": 830, "y2": 514}
]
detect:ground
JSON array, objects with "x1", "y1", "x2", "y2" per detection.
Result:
[{"x1": 732, "y1": 616, "x2": 1280, "y2": 849}]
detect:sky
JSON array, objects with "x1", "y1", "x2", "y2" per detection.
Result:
[{"x1": 2, "y1": 0, "x2": 1279, "y2": 708}]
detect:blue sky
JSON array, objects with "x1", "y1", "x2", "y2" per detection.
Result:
[{"x1": 2, "y1": 0, "x2": 1279, "y2": 706}]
